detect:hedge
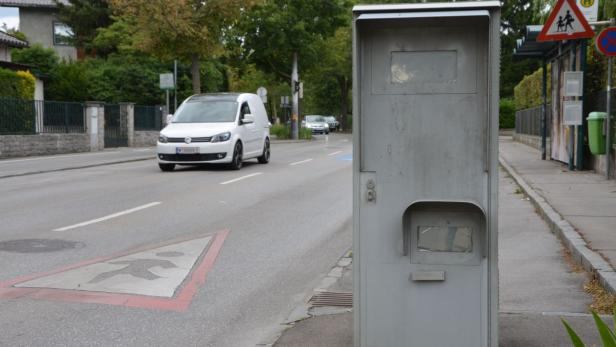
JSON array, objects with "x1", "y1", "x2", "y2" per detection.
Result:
[
  {"x1": 0, "y1": 68, "x2": 35, "y2": 99},
  {"x1": 0, "y1": 69, "x2": 36, "y2": 134},
  {"x1": 513, "y1": 65, "x2": 551, "y2": 110},
  {"x1": 499, "y1": 98, "x2": 515, "y2": 129}
]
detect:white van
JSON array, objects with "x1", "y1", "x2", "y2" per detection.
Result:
[{"x1": 157, "y1": 93, "x2": 271, "y2": 171}]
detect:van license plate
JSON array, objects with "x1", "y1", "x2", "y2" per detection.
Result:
[{"x1": 176, "y1": 147, "x2": 199, "y2": 154}]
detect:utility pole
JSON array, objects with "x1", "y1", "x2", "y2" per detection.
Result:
[
  {"x1": 606, "y1": 18, "x2": 615, "y2": 179},
  {"x1": 291, "y1": 52, "x2": 299, "y2": 140},
  {"x1": 174, "y1": 60, "x2": 178, "y2": 112}
]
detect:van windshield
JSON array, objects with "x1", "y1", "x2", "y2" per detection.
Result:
[{"x1": 172, "y1": 100, "x2": 238, "y2": 123}]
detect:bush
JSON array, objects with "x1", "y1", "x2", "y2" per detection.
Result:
[
  {"x1": 499, "y1": 98, "x2": 516, "y2": 129},
  {"x1": 0, "y1": 68, "x2": 35, "y2": 99},
  {"x1": 514, "y1": 65, "x2": 551, "y2": 110},
  {"x1": 270, "y1": 123, "x2": 290, "y2": 139},
  {"x1": 562, "y1": 309, "x2": 616, "y2": 347},
  {"x1": 270, "y1": 124, "x2": 312, "y2": 140},
  {"x1": 299, "y1": 127, "x2": 312, "y2": 140},
  {"x1": 11, "y1": 44, "x2": 59, "y2": 76},
  {"x1": 46, "y1": 62, "x2": 92, "y2": 101}
]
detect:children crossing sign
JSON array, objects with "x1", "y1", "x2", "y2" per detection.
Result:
[{"x1": 537, "y1": 0, "x2": 594, "y2": 42}]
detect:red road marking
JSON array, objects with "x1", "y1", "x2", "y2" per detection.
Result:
[{"x1": 0, "y1": 230, "x2": 230, "y2": 311}]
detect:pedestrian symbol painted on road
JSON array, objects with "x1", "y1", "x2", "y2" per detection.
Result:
[
  {"x1": 0, "y1": 230, "x2": 229, "y2": 311},
  {"x1": 538, "y1": 0, "x2": 594, "y2": 42}
]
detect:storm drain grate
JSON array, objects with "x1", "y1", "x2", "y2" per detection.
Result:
[{"x1": 310, "y1": 291, "x2": 353, "y2": 307}]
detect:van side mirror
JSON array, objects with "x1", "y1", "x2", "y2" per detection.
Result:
[
  {"x1": 242, "y1": 114, "x2": 254, "y2": 124},
  {"x1": 166, "y1": 114, "x2": 174, "y2": 124}
]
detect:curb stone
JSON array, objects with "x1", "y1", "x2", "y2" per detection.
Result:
[
  {"x1": 499, "y1": 155, "x2": 616, "y2": 295},
  {"x1": 257, "y1": 250, "x2": 353, "y2": 347}
]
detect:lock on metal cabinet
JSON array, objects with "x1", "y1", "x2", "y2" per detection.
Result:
[{"x1": 352, "y1": 2, "x2": 500, "y2": 347}]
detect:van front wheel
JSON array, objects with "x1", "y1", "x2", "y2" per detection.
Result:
[
  {"x1": 257, "y1": 139, "x2": 270, "y2": 164},
  {"x1": 229, "y1": 142, "x2": 243, "y2": 170}
]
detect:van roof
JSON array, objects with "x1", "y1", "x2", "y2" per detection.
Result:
[{"x1": 189, "y1": 93, "x2": 252, "y2": 102}]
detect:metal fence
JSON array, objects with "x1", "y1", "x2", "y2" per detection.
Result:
[
  {"x1": 515, "y1": 105, "x2": 552, "y2": 137},
  {"x1": 0, "y1": 97, "x2": 36, "y2": 134},
  {"x1": 134, "y1": 105, "x2": 163, "y2": 131},
  {"x1": 38, "y1": 100, "x2": 86, "y2": 133},
  {"x1": 0, "y1": 98, "x2": 85, "y2": 135}
]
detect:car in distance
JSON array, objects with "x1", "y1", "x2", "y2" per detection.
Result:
[
  {"x1": 303, "y1": 115, "x2": 329, "y2": 135},
  {"x1": 324, "y1": 116, "x2": 340, "y2": 131},
  {"x1": 157, "y1": 93, "x2": 270, "y2": 171}
]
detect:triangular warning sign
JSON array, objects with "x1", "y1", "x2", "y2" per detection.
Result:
[
  {"x1": 0, "y1": 230, "x2": 229, "y2": 311},
  {"x1": 538, "y1": 0, "x2": 594, "y2": 42}
]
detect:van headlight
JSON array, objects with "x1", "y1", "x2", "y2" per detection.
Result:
[
  {"x1": 158, "y1": 134, "x2": 168, "y2": 143},
  {"x1": 211, "y1": 132, "x2": 231, "y2": 143}
]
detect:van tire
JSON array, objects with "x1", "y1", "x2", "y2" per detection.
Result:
[
  {"x1": 159, "y1": 163, "x2": 175, "y2": 172},
  {"x1": 229, "y1": 141, "x2": 243, "y2": 170},
  {"x1": 257, "y1": 138, "x2": 270, "y2": 164}
]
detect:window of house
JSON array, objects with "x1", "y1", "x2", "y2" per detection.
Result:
[{"x1": 53, "y1": 22, "x2": 74, "y2": 46}]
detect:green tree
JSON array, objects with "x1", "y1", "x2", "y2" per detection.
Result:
[
  {"x1": 303, "y1": 26, "x2": 351, "y2": 128},
  {"x1": 46, "y1": 61, "x2": 92, "y2": 101},
  {"x1": 10, "y1": 44, "x2": 60, "y2": 76},
  {"x1": 55, "y1": 0, "x2": 112, "y2": 53},
  {"x1": 500, "y1": 0, "x2": 547, "y2": 98},
  {"x1": 239, "y1": 0, "x2": 348, "y2": 80},
  {"x1": 91, "y1": 16, "x2": 136, "y2": 55},
  {"x1": 109, "y1": 0, "x2": 255, "y2": 94}
]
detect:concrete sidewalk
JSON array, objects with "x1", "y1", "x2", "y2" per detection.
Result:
[
  {"x1": 0, "y1": 147, "x2": 156, "y2": 178},
  {"x1": 272, "y1": 166, "x2": 604, "y2": 346},
  {"x1": 499, "y1": 137, "x2": 616, "y2": 293}
]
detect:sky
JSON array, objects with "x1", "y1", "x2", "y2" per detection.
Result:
[{"x1": 0, "y1": 7, "x2": 19, "y2": 31}]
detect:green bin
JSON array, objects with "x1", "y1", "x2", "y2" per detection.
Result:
[{"x1": 587, "y1": 112, "x2": 612, "y2": 155}]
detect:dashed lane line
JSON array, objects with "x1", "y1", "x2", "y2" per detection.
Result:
[
  {"x1": 53, "y1": 202, "x2": 162, "y2": 231},
  {"x1": 220, "y1": 172, "x2": 263, "y2": 185},
  {"x1": 289, "y1": 159, "x2": 313, "y2": 166},
  {"x1": 327, "y1": 151, "x2": 342, "y2": 156}
]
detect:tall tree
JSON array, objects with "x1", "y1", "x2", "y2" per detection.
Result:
[
  {"x1": 500, "y1": 0, "x2": 548, "y2": 97},
  {"x1": 240, "y1": 0, "x2": 348, "y2": 80},
  {"x1": 109, "y1": 0, "x2": 254, "y2": 94},
  {"x1": 55, "y1": 0, "x2": 112, "y2": 53}
]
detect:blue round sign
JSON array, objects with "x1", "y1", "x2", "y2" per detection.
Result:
[{"x1": 596, "y1": 28, "x2": 616, "y2": 57}]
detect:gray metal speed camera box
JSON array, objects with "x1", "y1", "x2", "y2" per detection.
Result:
[{"x1": 352, "y1": 2, "x2": 500, "y2": 347}]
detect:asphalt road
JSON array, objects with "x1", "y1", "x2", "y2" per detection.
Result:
[
  {"x1": 0, "y1": 147, "x2": 156, "y2": 178},
  {"x1": 0, "y1": 134, "x2": 352, "y2": 346}
]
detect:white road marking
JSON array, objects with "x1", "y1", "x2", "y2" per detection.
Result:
[
  {"x1": 15, "y1": 236, "x2": 212, "y2": 297},
  {"x1": 339, "y1": 139, "x2": 349, "y2": 142},
  {"x1": 220, "y1": 172, "x2": 263, "y2": 185},
  {"x1": 289, "y1": 159, "x2": 313, "y2": 166},
  {"x1": 328, "y1": 151, "x2": 342, "y2": 156},
  {"x1": 53, "y1": 202, "x2": 162, "y2": 231}
]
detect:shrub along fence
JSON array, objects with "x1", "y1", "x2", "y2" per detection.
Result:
[{"x1": 0, "y1": 97, "x2": 85, "y2": 135}]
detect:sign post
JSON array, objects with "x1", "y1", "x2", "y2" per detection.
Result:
[
  {"x1": 159, "y1": 73, "x2": 174, "y2": 116},
  {"x1": 596, "y1": 22, "x2": 616, "y2": 179}
]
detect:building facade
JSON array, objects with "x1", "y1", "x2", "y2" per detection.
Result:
[{"x1": 0, "y1": 0, "x2": 76, "y2": 61}]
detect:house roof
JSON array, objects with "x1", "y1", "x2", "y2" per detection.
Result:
[
  {"x1": 0, "y1": 30, "x2": 28, "y2": 47},
  {"x1": 0, "y1": 0, "x2": 69, "y2": 8}
]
